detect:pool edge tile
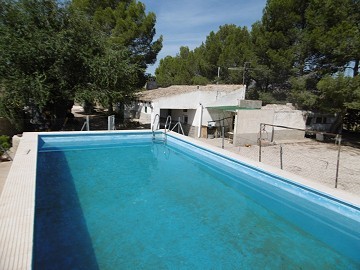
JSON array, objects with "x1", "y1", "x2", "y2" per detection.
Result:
[{"x1": 0, "y1": 133, "x2": 37, "y2": 270}]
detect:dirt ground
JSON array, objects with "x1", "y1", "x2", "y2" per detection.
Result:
[{"x1": 196, "y1": 137, "x2": 360, "y2": 196}]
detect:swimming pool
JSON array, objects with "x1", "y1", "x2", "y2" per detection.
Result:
[{"x1": 32, "y1": 131, "x2": 360, "y2": 269}]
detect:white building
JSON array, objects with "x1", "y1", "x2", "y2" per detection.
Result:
[
  {"x1": 234, "y1": 104, "x2": 307, "y2": 145},
  {"x1": 134, "y1": 84, "x2": 246, "y2": 138},
  {"x1": 129, "y1": 84, "x2": 308, "y2": 145}
]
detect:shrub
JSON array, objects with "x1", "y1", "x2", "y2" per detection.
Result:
[{"x1": 0, "y1": 135, "x2": 11, "y2": 156}]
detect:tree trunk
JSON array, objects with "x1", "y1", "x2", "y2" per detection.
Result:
[
  {"x1": 354, "y1": 59, "x2": 359, "y2": 77},
  {"x1": 118, "y1": 103, "x2": 125, "y2": 124},
  {"x1": 108, "y1": 96, "x2": 113, "y2": 114}
]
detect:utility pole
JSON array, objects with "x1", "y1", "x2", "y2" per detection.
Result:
[
  {"x1": 228, "y1": 61, "x2": 251, "y2": 86},
  {"x1": 242, "y1": 62, "x2": 251, "y2": 86}
]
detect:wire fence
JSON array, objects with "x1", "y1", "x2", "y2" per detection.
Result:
[{"x1": 203, "y1": 123, "x2": 360, "y2": 196}]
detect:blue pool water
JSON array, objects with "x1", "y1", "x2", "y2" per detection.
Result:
[{"x1": 34, "y1": 133, "x2": 360, "y2": 269}]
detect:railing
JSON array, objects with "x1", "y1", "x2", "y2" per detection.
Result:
[
  {"x1": 152, "y1": 114, "x2": 160, "y2": 140},
  {"x1": 81, "y1": 115, "x2": 90, "y2": 131},
  {"x1": 165, "y1": 115, "x2": 172, "y2": 132},
  {"x1": 108, "y1": 115, "x2": 116, "y2": 130},
  {"x1": 258, "y1": 123, "x2": 343, "y2": 189},
  {"x1": 80, "y1": 115, "x2": 116, "y2": 131},
  {"x1": 171, "y1": 121, "x2": 185, "y2": 135}
]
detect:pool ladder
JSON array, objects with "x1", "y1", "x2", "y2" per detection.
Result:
[{"x1": 152, "y1": 114, "x2": 171, "y2": 143}]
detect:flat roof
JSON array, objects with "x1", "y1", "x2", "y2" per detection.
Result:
[
  {"x1": 206, "y1": 105, "x2": 260, "y2": 112},
  {"x1": 138, "y1": 84, "x2": 244, "y2": 101}
]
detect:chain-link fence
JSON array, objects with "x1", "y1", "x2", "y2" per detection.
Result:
[
  {"x1": 256, "y1": 123, "x2": 360, "y2": 195},
  {"x1": 197, "y1": 123, "x2": 360, "y2": 196}
]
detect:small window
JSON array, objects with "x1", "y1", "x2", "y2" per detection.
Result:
[
  {"x1": 184, "y1": 116, "x2": 188, "y2": 124},
  {"x1": 315, "y1": 117, "x2": 322, "y2": 124},
  {"x1": 183, "y1": 109, "x2": 188, "y2": 112},
  {"x1": 322, "y1": 117, "x2": 327, "y2": 124},
  {"x1": 144, "y1": 106, "x2": 147, "y2": 113}
]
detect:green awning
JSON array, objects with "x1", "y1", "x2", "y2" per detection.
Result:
[{"x1": 206, "y1": 106, "x2": 259, "y2": 111}]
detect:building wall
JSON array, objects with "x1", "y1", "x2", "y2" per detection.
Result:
[
  {"x1": 272, "y1": 110, "x2": 306, "y2": 140},
  {"x1": 142, "y1": 87, "x2": 246, "y2": 136},
  {"x1": 234, "y1": 110, "x2": 274, "y2": 145},
  {"x1": 234, "y1": 109, "x2": 306, "y2": 146}
]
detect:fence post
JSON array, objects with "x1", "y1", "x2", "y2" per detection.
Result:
[
  {"x1": 222, "y1": 126, "x2": 225, "y2": 149},
  {"x1": 258, "y1": 123, "x2": 262, "y2": 162},
  {"x1": 108, "y1": 115, "x2": 115, "y2": 130},
  {"x1": 280, "y1": 144, "x2": 283, "y2": 170},
  {"x1": 335, "y1": 135, "x2": 342, "y2": 188},
  {"x1": 86, "y1": 115, "x2": 90, "y2": 131}
]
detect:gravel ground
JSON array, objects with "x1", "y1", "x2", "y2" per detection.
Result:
[{"x1": 195, "y1": 138, "x2": 360, "y2": 196}]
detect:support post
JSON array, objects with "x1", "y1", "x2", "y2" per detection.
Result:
[
  {"x1": 198, "y1": 104, "x2": 203, "y2": 138},
  {"x1": 280, "y1": 145, "x2": 283, "y2": 170},
  {"x1": 258, "y1": 123, "x2": 262, "y2": 162},
  {"x1": 86, "y1": 115, "x2": 90, "y2": 131},
  {"x1": 108, "y1": 115, "x2": 115, "y2": 130},
  {"x1": 222, "y1": 126, "x2": 225, "y2": 149},
  {"x1": 335, "y1": 135, "x2": 342, "y2": 188}
]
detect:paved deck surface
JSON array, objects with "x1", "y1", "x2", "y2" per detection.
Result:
[
  {"x1": 0, "y1": 161, "x2": 12, "y2": 196},
  {"x1": 0, "y1": 147, "x2": 15, "y2": 196}
]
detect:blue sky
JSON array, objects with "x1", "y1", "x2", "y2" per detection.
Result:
[{"x1": 141, "y1": 0, "x2": 267, "y2": 75}]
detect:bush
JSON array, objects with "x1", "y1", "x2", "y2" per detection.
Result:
[
  {"x1": 0, "y1": 135, "x2": 11, "y2": 155},
  {"x1": 258, "y1": 92, "x2": 277, "y2": 105}
]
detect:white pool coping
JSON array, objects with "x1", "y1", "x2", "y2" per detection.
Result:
[{"x1": 0, "y1": 130, "x2": 359, "y2": 270}]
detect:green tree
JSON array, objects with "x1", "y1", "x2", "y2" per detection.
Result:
[
  {"x1": 155, "y1": 46, "x2": 208, "y2": 87},
  {"x1": 249, "y1": 0, "x2": 359, "y2": 112},
  {"x1": 250, "y1": 0, "x2": 310, "y2": 96},
  {"x1": 71, "y1": 0, "x2": 163, "y2": 76},
  {"x1": 71, "y1": 0, "x2": 162, "y2": 111},
  {"x1": 0, "y1": 0, "x2": 80, "y2": 129},
  {"x1": 155, "y1": 24, "x2": 253, "y2": 86},
  {"x1": 87, "y1": 46, "x2": 140, "y2": 114},
  {"x1": 317, "y1": 75, "x2": 360, "y2": 132},
  {"x1": 0, "y1": 0, "x2": 153, "y2": 130},
  {"x1": 305, "y1": 0, "x2": 360, "y2": 77}
]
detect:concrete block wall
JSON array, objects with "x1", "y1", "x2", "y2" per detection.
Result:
[
  {"x1": 234, "y1": 110, "x2": 274, "y2": 146},
  {"x1": 233, "y1": 108, "x2": 306, "y2": 146}
]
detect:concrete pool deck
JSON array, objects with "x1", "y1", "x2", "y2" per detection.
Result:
[
  {"x1": 0, "y1": 161, "x2": 12, "y2": 196},
  {"x1": 0, "y1": 131, "x2": 359, "y2": 269},
  {"x1": 0, "y1": 134, "x2": 37, "y2": 270}
]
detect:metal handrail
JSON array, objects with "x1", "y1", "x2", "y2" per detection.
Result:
[
  {"x1": 164, "y1": 115, "x2": 172, "y2": 133},
  {"x1": 171, "y1": 121, "x2": 185, "y2": 135},
  {"x1": 81, "y1": 115, "x2": 90, "y2": 131},
  {"x1": 152, "y1": 114, "x2": 160, "y2": 139}
]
